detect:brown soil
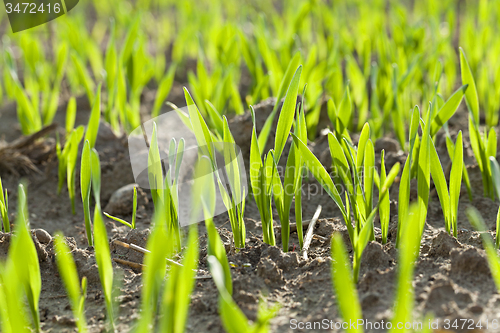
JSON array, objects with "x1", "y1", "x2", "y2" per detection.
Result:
[{"x1": 1, "y1": 90, "x2": 499, "y2": 333}]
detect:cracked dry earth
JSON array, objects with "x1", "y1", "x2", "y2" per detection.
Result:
[{"x1": 1, "y1": 92, "x2": 500, "y2": 332}]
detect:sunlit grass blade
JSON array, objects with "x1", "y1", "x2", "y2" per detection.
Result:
[
  {"x1": 84, "y1": 84, "x2": 102, "y2": 149},
  {"x1": 363, "y1": 138, "x2": 375, "y2": 240},
  {"x1": 0, "y1": 176, "x2": 9, "y2": 232},
  {"x1": 136, "y1": 204, "x2": 173, "y2": 333},
  {"x1": 274, "y1": 65, "x2": 302, "y2": 162},
  {"x1": 379, "y1": 150, "x2": 390, "y2": 244},
  {"x1": 391, "y1": 204, "x2": 421, "y2": 332},
  {"x1": 91, "y1": 149, "x2": 101, "y2": 208},
  {"x1": 331, "y1": 233, "x2": 363, "y2": 333},
  {"x1": 159, "y1": 224, "x2": 198, "y2": 333},
  {"x1": 291, "y1": 133, "x2": 351, "y2": 238},
  {"x1": 54, "y1": 234, "x2": 88, "y2": 333},
  {"x1": 80, "y1": 140, "x2": 93, "y2": 247},
  {"x1": 152, "y1": 64, "x2": 176, "y2": 118},
  {"x1": 93, "y1": 205, "x2": 114, "y2": 330},
  {"x1": 65, "y1": 97, "x2": 77, "y2": 135},
  {"x1": 66, "y1": 126, "x2": 85, "y2": 214},
  {"x1": 9, "y1": 184, "x2": 41, "y2": 332},
  {"x1": 0, "y1": 261, "x2": 31, "y2": 333},
  {"x1": 430, "y1": 138, "x2": 451, "y2": 233},
  {"x1": 71, "y1": 53, "x2": 95, "y2": 105},
  {"x1": 449, "y1": 132, "x2": 463, "y2": 237},
  {"x1": 353, "y1": 209, "x2": 376, "y2": 282},
  {"x1": 258, "y1": 53, "x2": 301, "y2": 152},
  {"x1": 459, "y1": 48, "x2": 479, "y2": 123},
  {"x1": 417, "y1": 105, "x2": 432, "y2": 235},
  {"x1": 430, "y1": 84, "x2": 467, "y2": 137}
]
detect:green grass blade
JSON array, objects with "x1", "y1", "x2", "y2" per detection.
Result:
[
  {"x1": 84, "y1": 84, "x2": 102, "y2": 149},
  {"x1": 274, "y1": 65, "x2": 302, "y2": 163},
  {"x1": 10, "y1": 184, "x2": 41, "y2": 332},
  {"x1": 429, "y1": 137, "x2": 451, "y2": 233},
  {"x1": 331, "y1": 234, "x2": 363, "y2": 333},
  {"x1": 91, "y1": 149, "x2": 101, "y2": 208},
  {"x1": 152, "y1": 64, "x2": 176, "y2": 118},
  {"x1": 391, "y1": 204, "x2": 421, "y2": 332},
  {"x1": 353, "y1": 209, "x2": 376, "y2": 282},
  {"x1": 491, "y1": 157, "x2": 500, "y2": 201},
  {"x1": 0, "y1": 176, "x2": 9, "y2": 232},
  {"x1": 357, "y1": 123, "x2": 370, "y2": 170},
  {"x1": 93, "y1": 206, "x2": 114, "y2": 330},
  {"x1": 291, "y1": 133, "x2": 350, "y2": 236},
  {"x1": 207, "y1": 256, "x2": 250, "y2": 333},
  {"x1": 450, "y1": 132, "x2": 463, "y2": 237},
  {"x1": 103, "y1": 212, "x2": 132, "y2": 229},
  {"x1": 417, "y1": 106, "x2": 432, "y2": 235},
  {"x1": 81, "y1": 140, "x2": 93, "y2": 246},
  {"x1": 136, "y1": 205, "x2": 173, "y2": 332},
  {"x1": 459, "y1": 48, "x2": 480, "y2": 124},
  {"x1": 430, "y1": 84, "x2": 467, "y2": 137},
  {"x1": 258, "y1": 53, "x2": 301, "y2": 152},
  {"x1": 379, "y1": 150, "x2": 390, "y2": 244},
  {"x1": 206, "y1": 216, "x2": 233, "y2": 295},
  {"x1": 328, "y1": 132, "x2": 353, "y2": 193},
  {"x1": 65, "y1": 97, "x2": 77, "y2": 135},
  {"x1": 160, "y1": 224, "x2": 198, "y2": 333},
  {"x1": 364, "y1": 139, "x2": 375, "y2": 217},
  {"x1": 54, "y1": 234, "x2": 87, "y2": 333},
  {"x1": 67, "y1": 126, "x2": 85, "y2": 215},
  {"x1": 148, "y1": 122, "x2": 164, "y2": 209}
]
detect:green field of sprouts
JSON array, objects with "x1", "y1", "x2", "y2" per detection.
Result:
[{"x1": 2, "y1": 0, "x2": 500, "y2": 332}]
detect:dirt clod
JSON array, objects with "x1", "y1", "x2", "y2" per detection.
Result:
[
  {"x1": 428, "y1": 231, "x2": 461, "y2": 258},
  {"x1": 257, "y1": 257, "x2": 283, "y2": 284},
  {"x1": 360, "y1": 241, "x2": 393, "y2": 276},
  {"x1": 450, "y1": 247, "x2": 491, "y2": 276}
]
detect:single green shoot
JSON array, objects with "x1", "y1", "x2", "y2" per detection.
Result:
[
  {"x1": 396, "y1": 106, "x2": 420, "y2": 248},
  {"x1": 249, "y1": 106, "x2": 276, "y2": 246},
  {"x1": 104, "y1": 186, "x2": 138, "y2": 229},
  {"x1": 331, "y1": 233, "x2": 363, "y2": 333},
  {"x1": 379, "y1": 150, "x2": 390, "y2": 244},
  {"x1": 0, "y1": 176, "x2": 9, "y2": 232},
  {"x1": 0, "y1": 260, "x2": 31, "y2": 333},
  {"x1": 9, "y1": 184, "x2": 41, "y2": 332},
  {"x1": 391, "y1": 204, "x2": 421, "y2": 332},
  {"x1": 54, "y1": 234, "x2": 88, "y2": 333},
  {"x1": 152, "y1": 64, "x2": 176, "y2": 118},
  {"x1": 430, "y1": 131, "x2": 463, "y2": 237},
  {"x1": 93, "y1": 205, "x2": 115, "y2": 330},
  {"x1": 159, "y1": 224, "x2": 199, "y2": 333},
  {"x1": 66, "y1": 97, "x2": 77, "y2": 135},
  {"x1": 488, "y1": 156, "x2": 500, "y2": 248},
  {"x1": 84, "y1": 84, "x2": 102, "y2": 149},
  {"x1": 80, "y1": 140, "x2": 93, "y2": 247},
  {"x1": 136, "y1": 198, "x2": 174, "y2": 333},
  {"x1": 208, "y1": 256, "x2": 279, "y2": 333},
  {"x1": 64, "y1": 126, "x2": 85, "y2": 213},
  {"x1": 460, "y1": 48, "x2": 497, "y2": 199}
]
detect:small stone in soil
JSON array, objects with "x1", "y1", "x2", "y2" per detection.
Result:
[{"x1": 33, "y1": 228, "x2": 52, "y2": 244}]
